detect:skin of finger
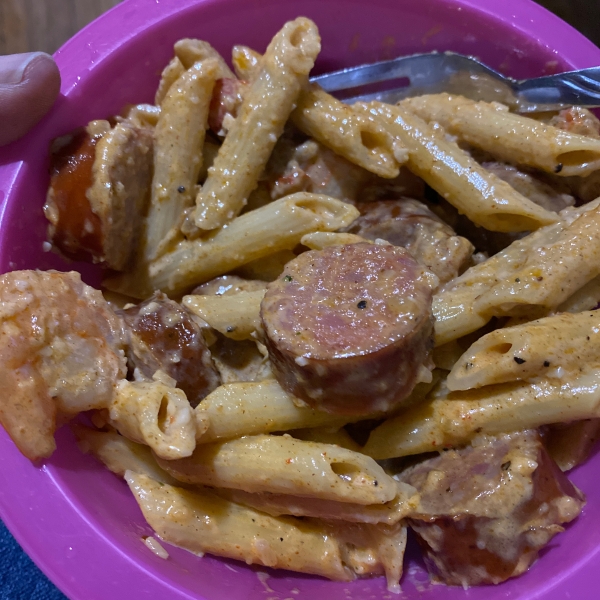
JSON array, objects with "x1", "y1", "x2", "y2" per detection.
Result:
[{"x1": 0, "y1": 54, "x2": 61, "y2": 147}]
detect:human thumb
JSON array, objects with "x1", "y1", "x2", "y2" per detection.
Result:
[{"x1": 0, "y1": 52, "x2": 61, "y2": 146}]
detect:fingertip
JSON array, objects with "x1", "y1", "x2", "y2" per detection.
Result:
[
  {"x1": 24, "y1": 52, "x2": 61, "y2": 93},
  {"x1": 0, "y1": 52, "x2": 61, "y2": 147}
]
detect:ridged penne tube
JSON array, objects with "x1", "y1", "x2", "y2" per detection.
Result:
[
  {"x1": 292, "y1": 84, "x2": 401, "y2": 178},
  {"x1": 156, "y1": 434, "x2": 397, "y2": 504},
  {"x1": 174, "y1": 38, "x2": 235, "y2": 78},
  {"x1": 145, "y1": 59, "x2": 219, "y2": 261},
  {"x1": 231, "y1": 45, "x2": 261, "y2": 80},
  {"x1": 155, "y1": 57, "x2": 185, "y2": 106},
  {"x1": 362, "y1": 102, "x2": 559, "y2": 233},
  {"x1": 126, "y1": 472, "x2": 355, "y2": 580},
  {"x1": 330, "y1": 521, "x2": 406, "y2": 593},
  {"x1": 557, "y1": 275, "x2": 600, "y2": 313},
  {"x1": 234, "y1": 249, "x2": 296, "y2": 282},
  {"x1": 433, "y1": 199, "x2": 600, "y2": 346},
  {"x1": 194, "y1": 18, "x2": 321, "y2": 230},
  {"x1": 401, "y1": 93, "x2": 600, "y2": 177},
  {"x1": 193, "y1": 381, "x2": 350, "y2": 443},
  {"x1": 218, "y1": 481, "x2": 418, "y2": 524},
  {"x1": 73, "y1": 426, "x2": 179, "y2": 485},
  {"x1": 447, "y1": 311, "x2": 600, "y2": 391},
  {"x1": 363, "y1": 366, "x2": 600, "y2": 459},
  {"x1": 233, "y1": 47, "x2": 401, "y2": 179},
  {"x1": 300, "y1": 231, "x2": 371, "y2": 250},
  {"x1": 108, "y1": 378, "x2": 196, "y2": 460},
  {"x1": 127, "y1": 472, "x2": 406, "y2": 585},
  {"x1": 214, "y1": 488, "x2": 410, "y2": 591},
  {"x1": 105, "y1": 193, "x2": 359, "y2": 298},
  {"x1": 292, "y1": 425, "x2": 363, "y2": 451},
  {"x1": 182, "y1": 290, "x2": 264, "y2": 341},
  {"x1": 122, "y1": 103, "x2": 161, "y2": 128}
]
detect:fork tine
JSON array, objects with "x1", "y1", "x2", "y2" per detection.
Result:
[
  {"x1": 310, "y1": 55, "x2": 423, "y2": 92},
  {"x1": 311, "y1": 53, "x2": 445, "y2": 92}
]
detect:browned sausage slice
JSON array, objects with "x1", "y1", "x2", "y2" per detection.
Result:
[
  {"x1": 208, "y1": 78, "x2": 246, "y2": 135},
  {"x1": 347, "y1": 199, "x2": 473, "y2": 285},
  {"x1": 397, "y1": 430, "x2": 585, "y2": 586},
  {"x1": 44, "y1": 120, "x2": 153, "y2": 271},
  {"x1": 260, "y1": 243, "x2": 434, "y2": 415},
  {"x1": 120, "y1": 292, "x2": 220, "y2": 407}
]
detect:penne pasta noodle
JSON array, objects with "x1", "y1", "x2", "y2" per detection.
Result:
[
  {"x1": 108, "y1": 377, "x2": 196, "y2": 460},
  {"x1": 556, "y1": 274, "x2": 600, "y2": 314},
  {"x1": 174, "y1": 38, "x2": 235, "y2": 78},
  {"x1": 233, "y1": 249, "x2": 296, "y2": 282},
  {"x1": 155, "y1": 57, "x2": 185, "y2": 106},
  {"x1": 183, "y1": 290, "x2": 264, "y2": 341},
  {"x1": 145, "y1": 59, "x2": 219, "y2": 261},
  {"x1": 401, "y1": 93, "x2": 600, "y2": 177},
  {"x1": 155, "y1": 433, "x2": 397, "y2": 504},
  {"x1": 121, "y1": 103, "x2": 161, "y2": 128},
  {"x1": 234, "y1": 47, "x2": 401, "y2": 179},
  {"x1": 126, "y1": 472, "x2": 355, "y2": 580},
  {"x1": 104, "y1": 193, "x2": 359, "y2": 298},
  {"x1": 292, "y1": 425, "x2": 363, "y2": 452},
  {"x1": 300, "y1": 231, "x2": 372, "y2": 250},
  {"x1": 333, "y1": 520, "x2": 406, "y2": 593},
  {"x1": 73, "y1": 426, "x2": 180, "y2": 485},
  {"x1": 447, "y1": 311, "x2": 600, "y2": 391},
  {"x1": 193, "y1": 381, "x2": 351, "y2": 444},
  {"x1": 194, "y1": 18, "x2": 321, "y2": 230},
  {"x1": 126, "y1": 472, "x2": 407, "y2": 587},
  {"x1": 292, "y1": 84, "x2": 401, "y2": 178},
  {"x1": 363, "y1": 365, "x2": 600, "y2": 459},
  {"x1": 361, "y1": 102, "x2": 559, "y2": 233},
  {"x1": 231, "y1": 44, "x2": 261, "y2": 80},
  {"x1": 433, "y1": 198, "x2": 600, "y2": 345},
  {"x1": 217, "y1": 482, "x2": 418, "y2": 525}
]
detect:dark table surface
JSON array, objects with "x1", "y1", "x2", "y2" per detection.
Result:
[{"x1": 0, "y1": 0, "x2": 598, "y2": 598}]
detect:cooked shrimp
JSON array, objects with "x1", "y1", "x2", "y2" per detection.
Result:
[{"x1": 0, "y1": 270, "x2": 127, "y2": 460}]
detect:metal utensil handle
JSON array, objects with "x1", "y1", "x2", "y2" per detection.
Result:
[{"x1": 517, "y1": 66, "x2": 600, "y2": 108}]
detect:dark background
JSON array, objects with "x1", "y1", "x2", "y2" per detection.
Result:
[
  {"x1": 0, "y1": 0, "x2": 597, "y2": 598},
  {"x1": 0, "y1": 0, "x2": 598, "y2": 54}
]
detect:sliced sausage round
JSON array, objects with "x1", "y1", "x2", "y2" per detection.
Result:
[
  {"x1": 260, "y1": 243, "x2": 434, "y2": 416},
  {"x1": 397, "y1": 430, "x2": 584, "y2": 586},
  {"x1": 120, "y1": 292, "x2": 220, "y2": 407},
  {"x1": 347, "y1": 199, "x2": 474, "y2": 285}
]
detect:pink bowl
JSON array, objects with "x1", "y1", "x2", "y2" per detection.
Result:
[{"x1": 1, "y1": 0, "x2": 600, "y2": 598}]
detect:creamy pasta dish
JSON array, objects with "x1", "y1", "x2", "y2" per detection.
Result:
[{"x1": 4, "y1": 16, "x2": 600, "y2": 591}]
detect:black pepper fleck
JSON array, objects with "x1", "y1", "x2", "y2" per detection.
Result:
[
  {"x1": 357, "y1": 300, "x2": 367, "y2": 309},
  {"x1": 544, "y1": 360, "x2": 550, "y2": 367},
  {"x1": 514, "y1": 356, "x2": 526, "y2": 364},
  {"x1": 374, "y1": 480, "x2": 378, "y2": 487},
  {"x1": 515, "y1": 278, "x2": 520, "y2": 283},
  {"x1": 280, "y1": 537, "x2": 284, "y2": 541},
  {"x1": 177, "y1": 185, "x2": 186, "y2": 193},
  {"x1": 554, "y1": 163, "x2": 563, "y2": 173},
  {"x1": 284, "y1": 275, "x2": 293, "y2": 282},
  {"x1": 501, "y1": 461, "x2": 511, "y2": 470},
  {"x1": 226, "y1": 326, "x2": 236, "y2": 333}
]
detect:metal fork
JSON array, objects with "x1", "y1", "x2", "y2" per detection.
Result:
[{"x1": 310, "y1": 52, "x2": 600, "y2": 113}]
